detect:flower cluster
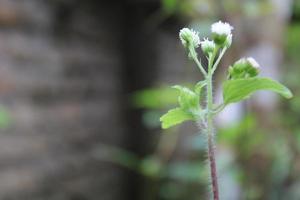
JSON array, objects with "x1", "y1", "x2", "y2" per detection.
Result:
[
  {"x1": 162, "y1": 20, "x2": 293, "y2": 200},
  {"x1": 178, "y1": 21, "x2": 260, "y2": 79},
  {"x1": 179, "y1": 21, "x2": 233, "y2": 58}
]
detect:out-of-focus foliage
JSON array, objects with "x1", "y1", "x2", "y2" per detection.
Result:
[
  {"x1": 132, "y1": 87, "x2": 178, "y2": 109},
  {"x1": 161, "y1": 0, "x2": 213, "y2": 18},
  {"x1": 101, "y1": 143, "x2": 208, "y2": 199},
  {"x1": 161, "y1": 0, "x2": 178, "y2": 14},
  {"x1": 285, "y1": 23, "x2": 300, "y2": 113},
  {"x1": 161, "y1": 0, "x2": 272, "y2": 19},
  {"x1": 293, "y1": 0, "x2": 300, "y2": 16},
  {"x1": 218, "y1": 114, "x2": 294, "y2": 199},
  {"x1": 0, "y1": 107, "x2": 11, "y2": 129}
]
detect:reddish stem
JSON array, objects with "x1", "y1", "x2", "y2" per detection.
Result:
[{"x1": 208, "y1": 134, "x2": 219, "y2": 200}]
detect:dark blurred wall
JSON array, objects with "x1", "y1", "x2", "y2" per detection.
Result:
[{"x1": 0, "y1": 0, "x2": 126, "y2": 199}]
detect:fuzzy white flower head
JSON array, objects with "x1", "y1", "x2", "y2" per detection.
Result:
[
  {"x1": 200, "y1": 38, "x2": 215, "y2": 55},
  {"x1": 246, "y1": 57, "x2": 260, "y2": 69},
  {"x1": 179, "y1": 28, "x2": 200, "y2": 48},
  {"x1": 211, "y1": 21, "x2": 233, "y2": 46},
  {"x1": 211, "y1": 21, "x2": 233, "y2": 36}
]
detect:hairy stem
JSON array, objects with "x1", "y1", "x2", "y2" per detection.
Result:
[
  {"x1": 206, "y1": 73, "x2": 219, "y2": 200},
  {"x1": 206, "y1": 49, "x2": 219, "y2": 200},
  {"x1": 212, "y1": 47, "x2": 227, "y2": 74},
  {"x1": 189, "y1": 46, "x2": 207, "y2": 76},
  {"x1": 208, "y1": 137, "x2": 218, "y2": 200}
]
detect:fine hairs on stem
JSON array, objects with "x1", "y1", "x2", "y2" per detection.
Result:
[{"x1": 160, "y1": 21, "x2": 293, "y2": 200}]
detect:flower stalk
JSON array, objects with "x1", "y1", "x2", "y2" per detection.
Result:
[
  {"x1": 160, "y1": 21, "x2": 292, "y2": 200},
  {"x1": 177, "y1": 21, "x2": 232, "y2": 199},
  {"x1": 205, "y1": 44, "x2": 219, "y2": 200}
]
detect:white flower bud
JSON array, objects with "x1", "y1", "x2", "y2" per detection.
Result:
[
  {"x1": 179, "y1": 28, "x2": 200, "y2": 49},
  {"x1": 229, "y1": 57, "x2": 260, "y2": 79},
  {"x1": 200, "y1": 38, "x2": 216, "y2": 55},
  {"x1": 211, "y1": 21, "x2": 233, "y2": 46}
]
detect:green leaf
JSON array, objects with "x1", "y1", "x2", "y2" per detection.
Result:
[
  {"x1": 172, "y1": 85, "x2": 199, "y2": 111},
  {"x1": 194, "y1": 81, "x2": 207, "y2": 95},
  {"x1": 223, "y1": 77, "x2": 293, "y2": 105},
  {"x1": 160, "y1": 108, "x2": 194, "y2": 129}
]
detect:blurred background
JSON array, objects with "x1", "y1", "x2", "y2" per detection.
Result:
[{"x1": 0, "y1": 0, "x2": 298, "y2": 199}]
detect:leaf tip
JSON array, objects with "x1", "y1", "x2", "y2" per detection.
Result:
[
  {"x1": 161, "y1": 124, "x2": 168, "y2": 129},
  {"x1": 284, "y1": 90, "x2": 293, "y2": 99},
  {"x1": 159, "y1": 116, "x2": 167, "y2": 129}
]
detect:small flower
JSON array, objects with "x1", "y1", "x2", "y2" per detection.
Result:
[
  {"x1": 200, "y1": 38, "x2": 216, "y2": 55},
  {"x1": 211, "y1": 21, "x2": 233, "y2": 36},
  {"x1": 179, "y1": 28, "x2": 200, "y2": 49},
  {"x1": 211, "y1": 21, "x2": 233, "y2": 46}
]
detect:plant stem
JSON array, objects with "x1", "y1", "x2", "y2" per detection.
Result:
[
  {"x1": 189, "y1": 46, "x2": 207, "y2": 76},
  {"x1": 206, "y1": 72, "x2": 219, "y2": 200},
  {"x1": 212, "y1": 47, "x2": 227, "y2": 74},
  {"x1": 194, "y1": 56, "x2": 207, "y2": 76},
  {"x1": 206, "y1": 49, "x2": 219, "y2": 200}
]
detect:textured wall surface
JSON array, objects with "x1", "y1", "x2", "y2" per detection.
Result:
[{"x1": 0, "y1": 1, "x2": 125, "y2": 199}]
